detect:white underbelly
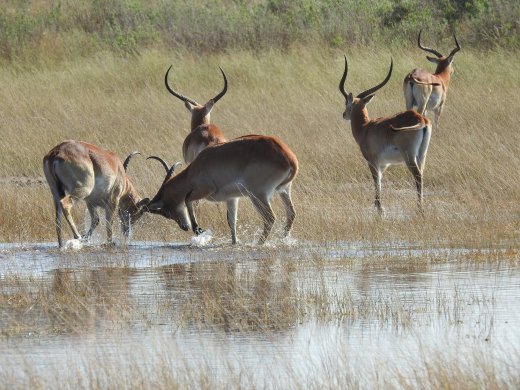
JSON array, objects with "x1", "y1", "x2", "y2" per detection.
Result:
[
  {"x1": 377, "y1": 145, "x2": 404, "y2": 166},
  {"x1": 208, "y1": 182, "x2": 249, "y2": 202}
]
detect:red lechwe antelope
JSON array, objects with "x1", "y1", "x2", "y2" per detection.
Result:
[
  {"x1": 164, "y1": 65, "x2": 228, "y2": 163},
  {"x1": 339, "y1": 56, "x2": 432, "y2": 214},
  {"x1": 146, "y1": 135, "x2": 298, "y2": 244},
  {"x1": 43, "y1": 140, "x2": 149, "y2": 247},
  {"x1": 403, "y1": 30, "x2": 461, "y2": 130}
]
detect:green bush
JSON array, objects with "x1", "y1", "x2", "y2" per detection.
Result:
[{"x1": 0, "y1": 0, "x2": 518, "y2": 63}]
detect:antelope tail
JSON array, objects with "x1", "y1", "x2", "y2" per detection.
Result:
[
  {"x1": 390, "y1": 122, "x2": 425, "y2": 131},
  {"x1": 417, "y1": 124, "x2": 432, "y2": 170},
  {"x1": 410, "y1": 77, "x2": 441, "y2": 86},
  {"x1": 43, "y1": 158, "x2": 66, "y2": 199}
]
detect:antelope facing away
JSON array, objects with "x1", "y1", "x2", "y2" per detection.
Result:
[
  {"x1": 164, "y1": 65, "x2": 228, "y2": 163},
  {"x1": 43, "y1": 140, "x2": 149, "y2": 248},
  {"x1": 339, "y1": 56, "x2": 432, "y2": 213},
  {"x1": 403, "y1": 30, "x2": 461, "y2": 130},
  {"x1": 146, "y1": 135, "x2": 298, "y2": 245}
]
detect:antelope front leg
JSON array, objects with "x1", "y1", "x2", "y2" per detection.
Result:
[
  {"x1": 187, "y1": 201, "x2": 204, "y2": 235},
  {"x1": 85, "y1": 204, "x2": 100, "y2": 242},
  {"x1": 104, "y1": 202, "x2": 117, "y2": 245},
  {"x1": 433, "y1": 103, "x2": 444, "y2": 132}
]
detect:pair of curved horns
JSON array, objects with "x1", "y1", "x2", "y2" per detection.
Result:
[
  {"x1": 418, "y1": 30, "x2": 461, "y2": 58},
  {"x1": 164, "y1": 65, "x2": 228, "y2": 106},
  {"x1": 123, "y1": 151, "x2": 141, "y2": 172},
  {"x1": 147, "y1": 156, "x2": 182, "y2": 180},
  {"x1": 339, "y1": 56, "x2": 393, "y2": 100}
]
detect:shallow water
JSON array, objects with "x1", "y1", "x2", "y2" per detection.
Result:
[{"x1": 0, "y1": 240, "x2": 519, "y2": 388}]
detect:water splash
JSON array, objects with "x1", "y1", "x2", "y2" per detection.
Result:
[
  {"x1": 62, "y1": 239, "x2": 84, "y2": 251},
  {"x1": 282, "y1": 235, "x2": 298, "y2": 246},
  {"x1": 191, "y1": 230, "x2": 213, "y2": 247}
]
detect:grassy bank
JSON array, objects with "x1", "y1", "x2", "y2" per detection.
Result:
[
  {"x1": 0, "y1": 46, "x2": 519, "y2": 245},
  {"x1": 0, "y1": 0, "x2": 519, "y2": 64}
]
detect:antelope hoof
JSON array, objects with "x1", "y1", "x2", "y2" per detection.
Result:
[{"x1": 194, "y1": 227, "x2": 205, "y2": 235}]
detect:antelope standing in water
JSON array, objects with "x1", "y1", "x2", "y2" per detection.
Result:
[
  {"x1": 146, "y1": 135, "x2": 298, "y2": 245},
  {"x1": 340, "y1": 56, "x2": 432, "y2": 213},
  {"x1": 164, "y1": 65, "x2": 228, "y2": 163},
  {"x1": 43, "y1": 140, "x2": 148, "y2": 247},
  {"x1": 403, "y1": 31, "x2": 461, "y2": 130}
]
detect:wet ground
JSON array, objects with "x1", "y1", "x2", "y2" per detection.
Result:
[{"x1": 1, "y1": 240, "x2": 519, "y2": 387}]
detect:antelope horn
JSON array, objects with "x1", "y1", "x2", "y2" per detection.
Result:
[
  {"x1": 164, "y1": 65, "x2": 199, "y2": 106},
  {"x1": 123, "y1": 151, "x2": 141, "y2": 172},
  {"x1": 339, "y1": 55, "x2": 349, "y2": 100},
  {"x1": 357, "y1": 58, "x2": 393, "y2": 99},
  {"x1": 417, "y1": 30, "x2": 443, "y2": 58},
  {"x1": 166, "y1": 162, "x2": 182, "y2": 179},
  {"x1": 147, "y1": 156, "x2": 170, "y2": 174},
  {"x1": 208, "y1": 66, "x2": 228, "y2": 104},
  {"x1": 447, "y1": 33, "x2": 461, "y2": 58}
]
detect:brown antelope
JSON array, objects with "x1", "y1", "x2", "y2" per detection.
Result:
[
  {"x1": 403, "y1": 30, "x2": 461, "y2": 130},
  {"x1": 164, "y1": 65, "x2": 228, "y2": 163},
  {"x1": 339, "y1": 56, "x2": 432, "y2": 213},
  {"x1": 43, "y1": 140, "x2": 149, "y2": 248},
  {"x1": 146, "y1": 135, "x2": 298, "y2": 244}
]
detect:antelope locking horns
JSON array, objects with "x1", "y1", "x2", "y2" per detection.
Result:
[
  {"x1": 147, "y1": 156, "x2": 182, "y2": 180},
  {"x1": 123, "y1": 151, "x2": 141, "y2": 171}
]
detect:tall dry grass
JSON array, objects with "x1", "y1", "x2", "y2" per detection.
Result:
[{"x1": 0, "y1": 47, "x2": 519, "y2": 246}]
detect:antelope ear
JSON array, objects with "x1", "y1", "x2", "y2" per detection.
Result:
[
  {"x1": 426, "y1": 56, "x2": 440, "y2": 64},
  {"x1": 184, "y1": 101, "x2": 195, "y2": 112},
  {"x1": 147, "y1": 200, "x2": 164, "y2": 211},
  {"x1": 347, "y1": 92, "x2": 354, "y2": 104},
  {"x1": 362, "y1": 94, "x2": 375, "y2": 105},
  {"x1": 203, "y1": 100, "x2": 215, "y2": 115}
]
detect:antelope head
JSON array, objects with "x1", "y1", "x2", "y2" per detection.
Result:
[
  {"x1": 418, "y1": 30, "x2": 461, "y2": 75},
  {"x1": 339, "y1": 56, "x2": 393, "y2": 121},
  {"x1": 164, "y1": 65, "x2": 228, "y2": 130},
  {"x1": 145, "y1": 156, "x2": 190, "y2": 231}
]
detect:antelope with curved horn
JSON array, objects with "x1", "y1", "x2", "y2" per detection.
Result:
[
  {"x1": 146, "y1": 135, "x2": 298, "y2": 245},
  {"x1": 340, "y1": 56, "x2": 432, "y2": 213},
  {"x1": 43, "y1": 140, "x2": 149, "y2": 247},
  {"x1": 165, "y1": 65, "x2": 228, "y2": 163},
  {"x1": 404, "y1": 30, "x2": 461, "y2": 130},
  {"x1": 146, "y1": 156, "x2": 182, "y2": 184}
]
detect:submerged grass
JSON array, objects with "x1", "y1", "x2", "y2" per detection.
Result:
[
  {"x1": 0, "y1": 249, "x2": 517, "y2": 389},
  {"x1": 0, "y1": 249, "x2": 507, "y2": 336}
]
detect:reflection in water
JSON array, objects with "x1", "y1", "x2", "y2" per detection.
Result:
[{"x1": 0, "y1": 242, "x2": 519, "y2": 387}]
